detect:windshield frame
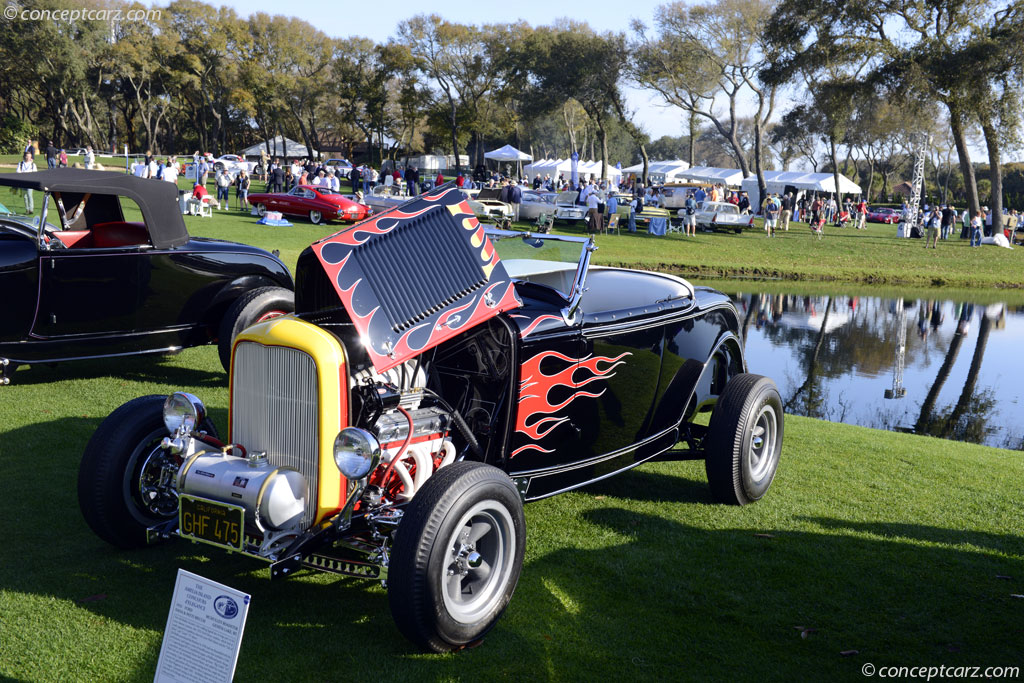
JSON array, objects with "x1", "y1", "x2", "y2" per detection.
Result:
[{"x1": 485, "y1": 228, "x2": 596, "y2": 323}]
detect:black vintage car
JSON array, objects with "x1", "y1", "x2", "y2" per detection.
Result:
[
  {"x1": 0, "y1": 170, "x2": 294, "y2": 382},
  {"x1": 78, "y1": 185, "x2": 783, "y2": 652}
]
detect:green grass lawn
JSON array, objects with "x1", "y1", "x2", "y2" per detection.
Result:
[
  {"x1": 2, "y1": 175, "x2": 1023, "y2": 680},
  {"x1": 1, "y1": 346, "x2": 1022, "y2": 682}
]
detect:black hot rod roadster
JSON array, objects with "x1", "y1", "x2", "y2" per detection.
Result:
[
  {"x1": 78, "y1": 185, "x2": 784, "y2": 652},
  {"x1": 0, "y1": 170, "x2": 293, "y2": 382}
]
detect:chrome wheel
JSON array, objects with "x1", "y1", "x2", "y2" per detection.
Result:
[
  {"x1": 134, "y1": 440, "x2": 180, "y2": 519},
  {"x1": 747, "y1": 404, "x2": 778, "y2": 484},
  {"x1": 441, "y1": 501, "x2": 517, "y2": 624},
  {"x1": 309, "y1": 210, "x2": 322, "y2": 224},
  {"x1": 256, "y1": 203, "x2": 267, "y2": 217}
]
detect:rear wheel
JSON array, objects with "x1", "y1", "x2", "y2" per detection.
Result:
[
  {"x1": 389, "y1": 461, "x2": 525, "y2": 652},
  {"x1": 218, "y1": 286, "x2": 294, "y2": 371},
  {"x1": 78, "y1": 396, "x2": 217, "y2": 548},
  {"x1": 705, "y1": 373, "x2": 784, "y2": 505},
  {"x1": 309, "y1": 210, "x2": 323, "y2": 225}
]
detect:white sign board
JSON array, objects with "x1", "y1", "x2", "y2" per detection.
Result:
[{"x1": 154, "y1": 569, "x2": 250, "y2": 683}]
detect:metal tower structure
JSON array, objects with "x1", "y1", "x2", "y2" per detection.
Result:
[
  {"x1": 885, "y1": 299, "x2": 907, "y2": 399},
  {"x1": 905, "y1": 133, "x2": 931, "y2": 228}
]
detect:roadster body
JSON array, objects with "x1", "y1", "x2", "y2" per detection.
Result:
[
  {"x1": 0, "y1": 170, "x2": 294, "y2": 381},
  {"x1": 248, "y1": 185, "x2": 372, "y2": 225},
  {"x1": 78, "y1": 185, "x2": 784, "y2": 652}
]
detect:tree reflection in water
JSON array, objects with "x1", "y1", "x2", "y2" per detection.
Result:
[{"x1": 729, "y1": 291, "x2": 1023, "y2": 451}]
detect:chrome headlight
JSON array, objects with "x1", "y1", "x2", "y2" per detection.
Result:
[
  {"x1": 333, "y1": 428, "x2": 381, "y2": 480},
  {"x1": 163, "y1": 392, "x2": 206, "y2": 434}
]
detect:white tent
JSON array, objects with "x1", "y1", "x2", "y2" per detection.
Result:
[
  {"x1": 524, "y1": 158, "x2": 621, "y2": 183},
  {"x1": 484, "y1": 144, "x2": 533, "y2": 162},
  {"x1": 240, "y1": 136, "x2": 314, "y2": 159},
  {"x1": 742, "y1": 170, "x2": 862, "y2": 210},
  {"x1": 676, "y1": 166, "x2": 745, "y2": 187},
  {"x1": 620, "y1": 160, "x2": 691, "y2": 183}
]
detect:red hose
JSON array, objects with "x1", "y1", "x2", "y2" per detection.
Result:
[{"x1": 376, "y1": 407, "x2": 414, "y2": 494}]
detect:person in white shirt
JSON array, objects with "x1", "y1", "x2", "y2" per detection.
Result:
[
  {"x1": 84, "y1": 146, "x2": 95, "y2": 169},
  {"x1": 383, "y1": 173, "x2": 394, "y2": 193},
  {"x1": 291, "y1": 161, "x2": 302, "y2": 179},
  {"x1": 147, "y1": 159, "x2": 159, "y2": 179},
  {"x1": 329, "y1": 172, "x2": 340, "y2": 191},
  {"x1": 16, "y1": 152, "x2": 37, "y2": 213},
  {"x1": 312, "y1": 170, "x2": 326, "y2": 186},
  {"x1": 163, "y1": 161, "x2": 179, "y2": 185},
  {"x1": 585, "y1": 190, "x2": 602, "y2": 233},
  {"x1": 132, "y1": 161, "x2": 146, "y2": 177}
]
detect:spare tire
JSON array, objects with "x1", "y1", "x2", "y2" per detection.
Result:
[{"x1": 218, "y1": 286, "x2": 294, "y2": 372}]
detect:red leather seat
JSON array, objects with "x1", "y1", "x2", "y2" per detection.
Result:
[
  {"x1": 90, "y1": 222, "x2": 150, "y2": 248},
  {"x1": 58, "y1": 230, "x2": 94, "y2": 248}
]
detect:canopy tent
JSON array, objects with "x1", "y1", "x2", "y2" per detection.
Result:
[
  {"x1": 483, "y1": 144, "x2": 533, "y2": 162},
  {"x1": 523, "y1": 158, "x2": 621, "y2": 183},
  {"x1": 620, "y1": 160, "x2": 691, "y2": 183},
  {"x1": 240, "y1": 136, "x2": 314, "y2": 159},
  {"x1": 676, "y1": 166, "x2": 745, "y2": 187},
  {"x1": 742, "y1": 170, "x2": 862, "y2": 211}
]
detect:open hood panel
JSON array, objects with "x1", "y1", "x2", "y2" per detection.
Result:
[{"x1": 312, "y1": 187, "x2": 522, "y2": 372}]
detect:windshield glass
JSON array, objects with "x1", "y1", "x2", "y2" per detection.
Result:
[
  {"x1": 314, "y1": 187, "x2": 340, "y2": 195},
  {"x1": 486, "y1": 229, "x2": 590, "y2": 300}
]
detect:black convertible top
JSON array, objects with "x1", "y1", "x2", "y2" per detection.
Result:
[{"x1": 0, "y1": 169, "x2": 189, "y2": 249}]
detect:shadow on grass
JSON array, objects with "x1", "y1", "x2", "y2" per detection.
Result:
[
  {"x1": 8, "y1": 351, "x2": 225, "y2": 387},
  {"x1": 579, "y1": 465, "x2": 716, "y2": 505},
  {"x1": 798, "y1": 516, "x2": 1024, "y2": 556}
]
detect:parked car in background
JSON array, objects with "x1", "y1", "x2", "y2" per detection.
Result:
[
  {"x1": 554, "y1": 190, "x2": 586, "y2": 223},
  {"x1": 659, "y1": 183, "x2": 713, "y2": 209},
  {"x1": 77, "y1": 187, "x2": 784, "y2": 653},
  {"x1": 361, "y1": 185, "x2": 411, "y2": 214},
  {"x1": 324, "y1": 158, "x2": 354, "y2": 177},
  {"x1": 247, "y1": 185, "x2": 373, "y2": 225},
  {"x1": 518, "y1": 190, "x2": 558, "y2": 221},
  {"x1": 689, "y1": 200, "x2": 754, "y2": 233},
  {"x1": 0, "y1": 170, "x2": 293, "y2": 381},
  {"x1": 866, "y1": 207, "x2": 901, "y2": 224},
  {"x1": 611, "y1": 193, "x2": 672, "y2": 226},
  {"x1": 461, "y1": 188, "x2": 513, "y2": 222},
  {"x1": 211, "y1": 154, "x2": 255, "y2": 173}
]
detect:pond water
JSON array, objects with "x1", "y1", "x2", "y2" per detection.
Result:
[{"x1": 715, "y1": 288, "x2": 1024, "y2": 451}]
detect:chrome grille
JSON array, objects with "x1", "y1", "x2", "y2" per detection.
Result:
[{"x1": 232, "y1": 342, "x2": 319, "y2": 531}]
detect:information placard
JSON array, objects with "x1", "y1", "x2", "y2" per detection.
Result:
[{"x1": 154, "y1": 569, "x2": 251, "y2": 683}]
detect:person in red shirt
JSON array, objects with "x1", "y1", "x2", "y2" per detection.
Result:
[
  {"x1": 188, "y1": 182, "x2": 212, "y2": 214},
  {"x1": 856, "y1": 198, "x2": 868, "y2": 229},
  {"x1": 435, "y1": 172, "x2": 444, "y2": 186}
]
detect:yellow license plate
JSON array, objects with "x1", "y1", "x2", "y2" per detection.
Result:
[{"x1": 179, "y1": 495, "x2": 244, "y2": 550}]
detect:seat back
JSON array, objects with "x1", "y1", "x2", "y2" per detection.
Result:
[{"x1": 90, "y1": 221, "x2": 150, "y2": 248}]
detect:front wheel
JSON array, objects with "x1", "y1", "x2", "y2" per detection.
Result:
[
  {"x1": 388, "y1": 462, "x2": 526, "y2": 652},
  {"x1": 218, "y1": 286, "x2": 294, "y2": 371},
  {"x1": 77, "y1": 396, "x2": 216, "y2": 548},
  {"x1": 704, "y1": 373, "x2": 784, "y2": 505},
  {"x1": 256, "y1": 203, "x2": 267, "y2": 217}
]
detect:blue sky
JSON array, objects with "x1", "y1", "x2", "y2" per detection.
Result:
[{"x1": 156, "y1": 0, "x2": 694, "y2": 141}]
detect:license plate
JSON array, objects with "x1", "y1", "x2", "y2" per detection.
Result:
[{"x1": 179, "y1": 495, "x2": 244, "y2": 551}]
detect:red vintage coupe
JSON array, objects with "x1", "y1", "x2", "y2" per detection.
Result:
[{"x1": 248, "y1": 185, "x2": 372, "y2": 225}]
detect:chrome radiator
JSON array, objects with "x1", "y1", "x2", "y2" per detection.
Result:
[{"x1": 231, "y1": 341, "x2": 319, "y2": 531}]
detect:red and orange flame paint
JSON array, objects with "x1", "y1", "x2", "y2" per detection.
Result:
[{"x1": 511, "y1": 349, "x2": 631, "y2": 458}]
